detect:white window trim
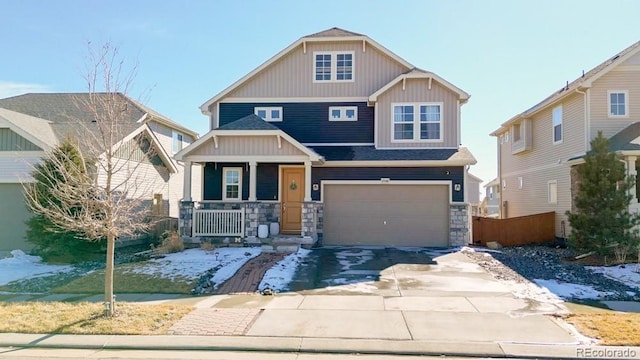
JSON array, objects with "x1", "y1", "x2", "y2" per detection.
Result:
[
  {"x1": 172, "y1": 131, "x2": 183, "y2": 154},
  {"x1": 552, "y1": 105, "x2": 563, "y2": 145},
  {"x1": 313, "y1": 51, "x2": 355, "y2": 83},
  {"x1": 547, "y1": 180, "x2": 557, "y2": 204},
  {"x1": 391, "y1": 102, "x2": 444, "y2": 143},
  {"x1": 222, "y1": 167, "x2": 242, "y2": 201},
  {"x1": 254, "y1": 107, "x2": 283, "y2": 122},
  {"x1": 607, "y1": 90, "x2": 629, "y2": 118},
  {"x1": 329, "y1": 106, "x2": 358, "y2": 121}
]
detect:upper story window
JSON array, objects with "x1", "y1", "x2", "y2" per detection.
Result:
[
  {"x1": 172, "y1": 131, "x2": 183, "y2": 154},
  {"x1": 548, "y1": 180, "x2": 557, "y2": 204},
  {"x1": 392, "y1": 103, "x2": 443, "y2": 142},
  {"x1": 329, "y1": 106, "x2": 358, "y2": 121},
  {"x1": 255, "y1": 107, "x2": 283, "y2": 122},
  {"x1": 608, "y1": 90, "x2": 628, "y2": 117},
  {"x1": 512, "y1": 123, "x2": 521, "y2": 142},
  {"x1": 552, "y1": 105, "x2": 563, "y2": 144},
  {"x1": 223, "y1": 167, "x2": 242, "y2": 201},
  {"x1": 314, "y1": 51, "x2": 354, "y2": 82}
]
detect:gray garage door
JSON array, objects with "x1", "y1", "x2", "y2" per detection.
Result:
[
  {"x1": 322, "y1": 184, "x2": 449, "y2": 247},
  {"x1": 0, "y1": 183, "x2": 32, "y2": 253}
]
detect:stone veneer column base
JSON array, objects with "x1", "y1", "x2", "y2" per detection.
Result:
[
  {"x1": 179, "y1": 201, "x2": 194, "y2": 238},
  {"x1": 301, "y1": 202, "x2": 323, "y2": 243},
  {"x1": 449, "y1": 204, "x2": 469, "y2": 247}
]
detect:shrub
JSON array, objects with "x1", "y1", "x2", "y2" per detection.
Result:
[{"x1": 152, "y1": 231, "x2": 184, "y2": 254}]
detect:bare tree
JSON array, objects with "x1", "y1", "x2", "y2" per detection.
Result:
[{"x1": 24, "y1": 43, "x2": 159, "y2": 316}]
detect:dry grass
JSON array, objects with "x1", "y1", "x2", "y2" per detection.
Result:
[
  {"x1": 565, "y1": 312, "x2": 640, "y2": 345},
  {"x1": 0, "y1": 302, "x2": 192, "y2": 335},
  {"x1": 153, "y1": 231, "x2": 184, "y2": 255},
  {"x1": 52, "y1": 268, "x2": 195, "y2": 294}
]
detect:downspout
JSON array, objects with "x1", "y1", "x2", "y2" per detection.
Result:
[
  {"x1": 497, "y1": 132, "x2": 503, "y2": 219},
  {"x1": 575, "y1": 88, "x2": 589, "y2": 153}
]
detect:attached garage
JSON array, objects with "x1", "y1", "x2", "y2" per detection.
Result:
[
  {"x1": 322, "y1": 183, "x2": 450, "y2": 247},
  {"x1": 0, "y1": 183, "x2": 32, "y2": 253}
]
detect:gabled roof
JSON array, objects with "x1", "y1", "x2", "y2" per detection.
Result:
[
  {"x1": 492, "y1": 40, "x2": 640, "y2": 136},
  {"x1": 369, "y1": 68, "x2": 470, "y2": 104},
  {"x1": 607, "y1": 122, "x2": 640, "y2": 152},
  {"x1": 117, "y1": 124, "x2": 178, "y2": 173},
  {"x1": 484, "y1": 178, "x2": 499, "y2": 188},
  {"x1": 310, "y1": 146, "x2": 476, "y2": 165},
  {"x1": 217, "y1": 114, "x2": 280, "y2": 131},
  {"x1": 0, "y1": 107, "x2": 57, "y2": 150},
  {"x1": 467, "y1": 173, "x2": 483, "y2": 183},
  {"x1": 199, "y1": 27, "x2": 415, "y2": 114},
  {"x1": 175, "y1": 115, "x2": 323, "y2": 162}
]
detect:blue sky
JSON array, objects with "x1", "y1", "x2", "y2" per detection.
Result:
[{"x1": 2, "y1": 0, "x2": 640, "y2": 188}]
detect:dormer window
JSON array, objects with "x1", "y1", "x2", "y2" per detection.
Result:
[{"x1": 314, "y1": 52, "x2": 354, "y2": 82}]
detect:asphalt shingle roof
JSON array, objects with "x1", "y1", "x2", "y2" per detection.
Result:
[
  {"x1": 305, "y1": 27, "x2": 364, "y2": 38},
  {"x1": 309, "y1": 146, "x2": 459, "y2": 161},
  {"x1": 608, "y1": 122, "x2": 640, "y2": 152},
  {"x1": 216, "y1": 114, "x2": 280, "y2": 131}
]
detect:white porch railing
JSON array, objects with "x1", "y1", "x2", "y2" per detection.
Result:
[{"x1": 193, "y1": 209, "x2": 245, "y2": 237}]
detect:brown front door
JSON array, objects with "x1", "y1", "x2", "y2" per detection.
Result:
[{"x1": 281, "y1": 167, "x2": 305, "y2": 234}]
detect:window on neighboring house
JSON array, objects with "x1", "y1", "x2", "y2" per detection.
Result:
[
  {"x1": 172, "y1": 131, "x2": 183, "y2": 154},
  {"x1": 548, "y1": 180, "x2": 557, "y2": 204},
  {"x1": 223, "y1": 168, "x2": 242, "y2": 201},
  {"x1": 392, "y1": 103, "x2": 443, "y2": 141},
  {"x1": 254, "y1": 107, "x2": 283, "y2": 122},
  {"x1": 513, "y1": 123, "x2": 521, "y2": 142},
  {"x1": 314, "y1": 52, "x2": 354, "y2": 82},
  {"x1": 552, "y1": 105, "x2": 563, "y2": 144},
  {"x1": 329, "y1": 106, "x2": 358, "y2": 121},
  {"x1": 608, "y1": 91, "x2": 628, "y2": 117}
]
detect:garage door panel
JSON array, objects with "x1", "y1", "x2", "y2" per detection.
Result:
[{"x1": 323, "y1": 184, "x2": 449, "y2": 247}]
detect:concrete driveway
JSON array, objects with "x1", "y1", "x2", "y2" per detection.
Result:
[{"x1": 204, "y1": 247, "x2": 577, "y2": 345}]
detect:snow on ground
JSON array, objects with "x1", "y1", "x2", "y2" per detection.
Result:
[
  {"x1": 534, "y1": 279, "x2": 614, "y2": 300},
  {"x1": 0, "y1": 250, "x2": 72, "y2": 286},
  {"x1": 128, "y1": 248, "x2": 261, "y2": 283},
  {"x1": 335, "y1": 249, "x2": 374, "y2": 270},
  {"x1": 259, "y1": 248, "x2": 311, "y2": 291},
  {"x1": 588, "y1": 264, "x2": 640, "y2": 290}
]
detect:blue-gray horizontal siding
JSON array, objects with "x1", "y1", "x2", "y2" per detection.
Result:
[
  {"x1": 218, "y1": 102, "x2": 373, "y2": 144},
  {"x1": 312, "y1": 166, "x2": 465, "y2": 202},
  {"x1": 0, "y1": 129, "x2": 41, "y2": 151}
]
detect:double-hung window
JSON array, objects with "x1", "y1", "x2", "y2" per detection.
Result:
[
  {"x1": 552, "y1": 105, "x2": 562, "y2": 144},
  {"x1": 172, "y1": 131, "x2": 183, "y2": 154},
  {"x1": 329, "y1": 106, "x2": 358, "y2": 121},
  {"x1": 223, "y1": 168, "x2": 242, "y2": 201},
  {"x1": 392, "y1": 103, "x2": 443, "y2": 141},
  {"x1": 314, "y1": 51, "x2": 354, "y2": 82},
  {"x1": 608, "y1": 91, "x2": 628, "y2": 117},
  {"x1": 254, "y1": 107, "x2": 283, "y2": 122}
]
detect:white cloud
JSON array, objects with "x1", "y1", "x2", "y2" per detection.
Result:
[{"x1": 0, "y1": 81, "x2": 51, "y2": 99}]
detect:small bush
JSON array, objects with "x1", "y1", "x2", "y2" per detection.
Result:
[
  {"x1": 200, "y1": 241, "x2": 215, "y2": 251},
  {"x1": 152, "y1": 231, "x2": 183, "y2": 254}
]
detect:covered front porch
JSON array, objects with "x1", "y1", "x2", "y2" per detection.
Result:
[{"x1": 175, "y1": 115, "x2": 324, "y2": 243}]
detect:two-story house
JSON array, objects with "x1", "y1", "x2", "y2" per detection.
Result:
[
  {"x1": 481, "y1": 178, "x2": 500, "y2": 217},
  {"x1": 491, "y1": 40, "x2": 640, "y2": 238},
  {"x1": 176, "y1": 28, "x2": 477, "y2": 247},
  {"x1": 0, "y1": 93, "x2": 200, "y2": 254}
]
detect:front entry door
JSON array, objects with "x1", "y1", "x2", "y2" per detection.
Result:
[{"x1": 281, "y1": 167, "x2": 305, "y2": 234}]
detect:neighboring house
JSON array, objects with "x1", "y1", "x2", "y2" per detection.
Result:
[
  {"x1": 481, "y1": 178, "x2": 500, "y2": 217},
  {"x1": 491, "y1": 40, "x2": 640, "y2": 238},
  {"x1": 176, "y1": 27, "x2": 477, "y2": 247},
  {"x1": 0, "y1": 93, "x2": 200, "y2": 254},
  {"x1": 467, "y1": 173, "x2": 482, "y2": 216}
]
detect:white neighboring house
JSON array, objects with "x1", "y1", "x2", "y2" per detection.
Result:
[
  {"x1": 481, "y1": 178, "x2": 500, "y2": 217},
  {"x1": 0, "y1": 93, "x2": 201, "y2": 254}
]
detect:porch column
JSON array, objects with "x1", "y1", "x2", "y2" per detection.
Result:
[
  {"x1": 304, "y1": 160, "x2": 312, "y2": 202},
  {"x1": 249, "y1": 161, "x2": 257, "y2": 201},
  {"x1": 183, "y1": 161, "x2": 192, "y2": 201},
  {"x1": 627, "y1": 156, "x2": 637, "y2": 204}
]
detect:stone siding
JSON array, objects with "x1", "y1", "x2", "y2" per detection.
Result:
[
  {"x1": 179, "y1": 201, "x2": 194, "y2": 237},
  {"x1": 301, "y1": 202, "x2": 323, "y2": 241},
  {"x1": 449, "y1": 204, "x2": 469, "y2": 246}
]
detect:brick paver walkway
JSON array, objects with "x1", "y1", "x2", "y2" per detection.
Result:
[
  {"x1": 168, "y1": 308, "x2": 261, "y2": 335},
  {"x1": 215, "y1": 252, "x2": 287, "y2": 294}
]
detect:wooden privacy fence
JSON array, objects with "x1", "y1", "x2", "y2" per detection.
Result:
[{"x1": 472, "y1": 212, "x2": 555, "y2": 247}]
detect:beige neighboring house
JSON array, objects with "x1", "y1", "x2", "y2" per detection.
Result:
[
  {"x1": 481, "y1": 178, "x2": 500, "y2": 217},
  {"x1": 491, "y1": 40, "x2": 640, "y2": 238},
  {"x1": 466, "y1": 173, "x2": 482, "y2": 216},
  {"x1": 0, "y1": 93, "x2": 201, "y2": 254}
]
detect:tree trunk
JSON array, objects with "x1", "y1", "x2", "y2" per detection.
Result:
[{"x1": 105, "y1": 232, "x2": 115, "y2": 317}]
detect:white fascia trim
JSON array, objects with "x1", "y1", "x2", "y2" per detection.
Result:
[
  {"x1": 223, "y1": 97, "x2": 368, "y2": 103},
  {"x1": 369, "y1": 72, "x2": 470, "y2": 104},
  {"x1": 0, "y1": 116, "x2": 54, "y2": 151},
  {"x1": 318, "y1": 160, "x2": 473, "y2": 167},
  {"x1": 184, "y1": 155, "x2": 312, "y2": 163},
  {"x1": 148, "y1": 115, "x2": 198, "y2": 138},
  {"x1": 320, "y1": 179, "x2": 452, "y2": 203},
  {"x1": 200, "y1": 35, "x2": 414, "y2": 115},
  {"x1": 176, "y1": 129, "x2": 323, "y2": 162},
  {"x1": 302, "y1": 143, "x2": 374, "y2": 146},
  {"x1": 116, "y1": 124, "x2": 178, "y2": 173}
]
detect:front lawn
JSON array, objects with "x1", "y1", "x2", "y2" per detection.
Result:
[{"x1": 566, "y1": 312, "x2": 640, "y2": 345}]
